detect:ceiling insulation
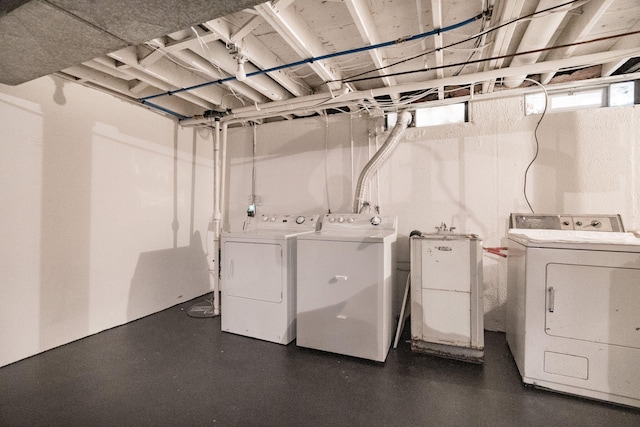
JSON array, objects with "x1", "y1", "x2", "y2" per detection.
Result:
[{"x1": 0, "y1": 0, "x2": 265, "y2": 85}]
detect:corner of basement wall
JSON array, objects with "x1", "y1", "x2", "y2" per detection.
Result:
[{"x1": 0, "y1": 75, "x2": 214, "y2": 367}]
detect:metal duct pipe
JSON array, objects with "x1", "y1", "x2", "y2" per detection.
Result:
[{"x1": 353, "y1": 110, "x2": 412, "y2": 213}]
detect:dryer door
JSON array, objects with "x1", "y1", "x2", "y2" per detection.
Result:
[
  {"x1": 545, "y1": 263, "x2": 640, "y2": 349},
  {"x1": 224, "y1": 241, "x2": 283, "y2": 303}
]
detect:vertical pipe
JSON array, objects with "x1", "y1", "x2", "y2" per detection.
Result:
[
  {"x1": 216, "y1": 122, "x2": 229, "y2": 317},
  {"x1": 212, "y1": 119, "x2": 222, "y2": 316}
]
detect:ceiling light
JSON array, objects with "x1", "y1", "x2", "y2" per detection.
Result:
[{"x1": 236, "y1": 59, "x2": 247, "y2": 82}]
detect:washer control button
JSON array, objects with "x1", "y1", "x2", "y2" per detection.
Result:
[
  {"x1": 338, "y1": 216, "x2": 345, "y2": 223},
  {"x1": 370, "y1": 216, "x2": 382, "y2": 226},
  {"x1": 328, "y1": 217, "x2": 336, "y2": 223},
  {"x1": 296, "y1": 216, "x2": 305, "y2": 224},
  {"x1": 347, "y1": 217, "x2": 355, "y2": 223}
]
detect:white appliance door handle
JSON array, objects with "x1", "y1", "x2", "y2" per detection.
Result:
[
  {"x1": 548, "y1": 286, "x2": 555, "y2": 312},
  {"x1": 334, "y1": 275, "x2": 348, "y2": 281},
  {"x1": 228, "y1": 259, "x2": 234, "y2": 278}
]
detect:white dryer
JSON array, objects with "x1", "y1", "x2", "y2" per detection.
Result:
[
  {"x1": 507, "y1": 213, "x2": 640, "y2": 408},
  {"x1": 296, "y1": 213, "x2": 399, "y2": 362},
  {"x1": 221, "y1": 213, "x2": 319, "y2": 344}
]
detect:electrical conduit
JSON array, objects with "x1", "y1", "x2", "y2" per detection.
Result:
[{"x1": 353, "y1": 110, "x2": 412, "y2": 213}]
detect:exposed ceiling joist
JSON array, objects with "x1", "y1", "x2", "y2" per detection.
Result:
[
  {"x1": 2, "y1": 0, "x2": 639, "y2": 124},
  {"x1": 203, "y1": 19, "x2": 312, "y2": 97},
  {"x1": 344, "y1": 0, "x2": 398, "y2": 89},
  {"x1": 429, "y1": 0, "x2": 445, "y2": 100},
  {"x1": 254, "y1": 1, "x2": 347, "y2": 92},
  {"x1": 481, "y1": 0, "x2": 526, "y2": 94},
  {"x1": 541, "y1": 0, "x2": 615, "y2": 84}
]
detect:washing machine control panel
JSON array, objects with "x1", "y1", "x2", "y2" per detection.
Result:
[
  {"x1": 510, "y1": 213, "x2": 624, "y2": 232},
  {"x1": 254, "y1": 214, "x2": 320, "y2": 230},
  {"x1": 322, "y1": 213, "x2": 396, "y2": 231}
]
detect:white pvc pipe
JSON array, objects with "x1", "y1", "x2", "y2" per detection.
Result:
[
  {"x1": 212, "y1": 119, "x2": 222, "y2": 316},
  {"x1": 178, "y1": 69, "x2": 640, "y2": 129},
  {"x1": 353, "y1": 110, "x2": 412, "y2": 213},
  {"x1": 212, "y1": 121, "x2": 229, "y2": 317},
  {"x1": 218, "y1": 47, "x2": 640, "y2": 123}
]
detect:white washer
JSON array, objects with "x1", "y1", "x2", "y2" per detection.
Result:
[
  {"x1": 506, "y1": 214, "x2": 640, "y2": 408},
  {"x1": 296, "y1": 213, "x2": 399, "y2": 362},
  {"x1": 221, "y1": 213, "x2": 319, "y2": 345}
]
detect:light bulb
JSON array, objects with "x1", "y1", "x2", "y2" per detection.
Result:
[{"x1": 236, "y1": 61, "x2": 246, "y2": 82}]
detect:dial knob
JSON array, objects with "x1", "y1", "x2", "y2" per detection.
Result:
[
  {"x1": 328, "y1": 217, "x2": 336, "y2": 223},
  {"x1": 296, "y1": 216, "x2": 305, "y2": 224},
  {"x1": 347, "y1": 217, "x2": 355, "y2": 223},
  {"x1": 270, "y1": 216, "x2": 276, "y2": 222},
  {"x1": 370, "y1": 216, "x2": 382, "y2": 226},
  {"x1": 576, "y1": 221, "x2": 583, "y2": 226},
  {"x1": 338, "y1": 216, "x2": 345, "y2": 223},
  {"x1": 262, "y1": 216, "x2": 269, "y2": 222},
  {"x1": 591, "y1": 220, "x2": 602, "y2": 228}
]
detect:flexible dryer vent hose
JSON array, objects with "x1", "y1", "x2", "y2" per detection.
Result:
[{"x1": 353, "y1": 110, "x2": 412, "y2": 213}]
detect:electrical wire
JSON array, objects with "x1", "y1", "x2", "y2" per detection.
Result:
[
  {"x1": 521, "y1": 78, "x2": 549, "y2": 214},
  {"x1": 139, "y1": 0, "x2": 586, "y2": 117},
  {"x1": 323, "y1": 111, "x2": 332, "y2": 213},
  {"x1": 342, "y1": 28, "x2": 640, "y2": 84},
  {"x1": 243, "y1": 123, "x2": 258, "y2": 230},
  {"x1": 342, "y1": 0, "x2": 584, "y2": 83},
  {"x1": 140, "y1": 9, "x2": 485, "y2": 103}
]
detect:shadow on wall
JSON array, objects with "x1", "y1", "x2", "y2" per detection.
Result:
[{"x1": 127, "y1": 231, "x2": 210, "y2": 321}]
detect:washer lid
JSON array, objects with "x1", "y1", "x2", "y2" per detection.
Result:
[
  {"x1": 222, "y1": 229, "x2": 316, "y2": 240},
  {"x1": 508, "y1": 229, "x2": 640, "y2": 252},
  {"x1": 298, "y1": 229, "x2": 398, "y2": 243}
]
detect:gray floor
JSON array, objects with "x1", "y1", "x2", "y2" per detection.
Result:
[{"x1": 1, "y1": 294, "x2": 639, "y2": 427}]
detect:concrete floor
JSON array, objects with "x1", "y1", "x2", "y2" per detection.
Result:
[{"x1": 1, "y1": 295, "x2": 639, "y2": 426}]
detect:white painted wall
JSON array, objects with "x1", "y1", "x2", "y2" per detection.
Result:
[
  {"x1": 225, "y1": 98, "x2": 640, "y2": 332},
  {"x1": 0, "y1": 76, "x2": 214, "y2": 367},
  {"x1": 1, "y1": 75, "x2": 637, "y2": 367}
]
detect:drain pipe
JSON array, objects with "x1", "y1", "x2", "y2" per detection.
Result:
[
  {"x1": 211, "y1": 118, "x2": 222, "y2": 316},
  {"x1": 353, "y1": 110, "x2": 412, "y2": 213}
]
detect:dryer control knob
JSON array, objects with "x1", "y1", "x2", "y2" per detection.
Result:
[
  {"x1": 347, "y1": 217, "x2": 355, "y2": 223},
  {"x1": 262, "y1": 216, "x2": 270, "y2": 222},
  {"x1": 328, "y1": 217, "x2": 336, "y2": 223},
  {"x1": 370, "y1": 216, "x2": 382, "y2": 226},
  {"x1": 296, "y1": 216, "x2": 305, "y2": 224},
  {"x1": 270, "y1": 216, "x2": 276, "y2": 222},
  {"x1": 338, "y1": 216, "x2": 345, "y2": 223}
]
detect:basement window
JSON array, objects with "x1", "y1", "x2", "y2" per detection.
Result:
[
  {"x1": 525, "y1": 80, "x2": 636, "y2": 115},
  {"x1": 414, "y1": 103, "x2": 467, "y2": 127},
  {"x1": 386, "y1": 102, "x2": 467, "y2": 129},
  {"x1": 609, "y1": 81, "x2": 635, "y2": 107}
]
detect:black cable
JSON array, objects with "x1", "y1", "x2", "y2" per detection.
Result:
[
  {"x1": 341, "y1": 0, "x2": 584, "y2": 83},
  {"x1": 342, "y1": 29, "x2": 640, "y2": 84},
  {"x1": 522, "y1": 79, "x2": 549, "y2": 214}
]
